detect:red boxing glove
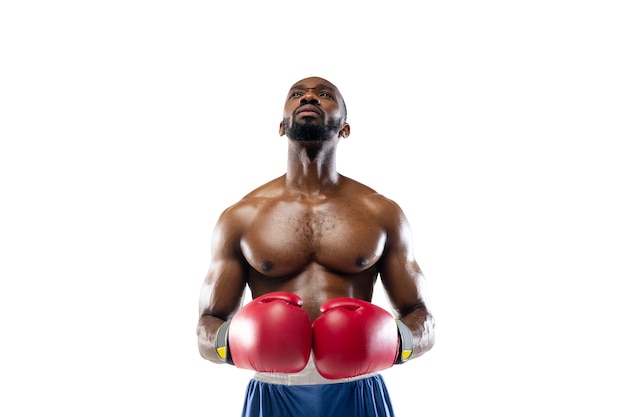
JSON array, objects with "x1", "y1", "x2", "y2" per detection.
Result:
[
  {"x1": 312, "y1": 298, "x2": 400, "y2": 379},
  {"x1": 223, "y1": 292, "x2": 312, "y2": 373}
]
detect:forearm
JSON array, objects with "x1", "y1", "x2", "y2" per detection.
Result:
[
  {"x1": 196, "y1": 314, "x2": 227, "y2": 364},
  {"x1": 400, "y1": 308, "x2": 435, "y2": 360}
]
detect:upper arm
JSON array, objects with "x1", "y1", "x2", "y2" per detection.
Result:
[
  {"x1": 377, "y1": 200, "x2": 432, "y2": 319},
  {"x1": 198, "y1": 206, "x2": 248, "y2": 321}
]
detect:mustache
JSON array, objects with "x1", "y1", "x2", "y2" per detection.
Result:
[{"x1": 295, "y1": 104, "x2": 323, "y2": 115}]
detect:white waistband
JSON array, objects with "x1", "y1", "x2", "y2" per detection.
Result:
[{"x1": 252, "y1": 355, "x2": 377, "y2": 386}]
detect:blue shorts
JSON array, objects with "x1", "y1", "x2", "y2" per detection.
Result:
[{"x1": 240, "y1": 374, "x2": 396, "y2": 417}]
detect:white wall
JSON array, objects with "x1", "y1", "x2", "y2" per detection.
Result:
[{"x1": 1, "y1": 1, "x2": 624, "y2": 416}]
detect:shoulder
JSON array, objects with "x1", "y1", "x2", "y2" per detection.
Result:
[
  {"x1": 340, "y1": 177, "x2": 413, "y2": 243},
  {"x1": 240, "y1": 175, "x2": 286, "y2": 200},
  {"x1": 340, "y1": 175, "x2": 404, "y2": 218},
  {"x1": 217, "y1": 176, "x2": 285, "y2": 225}
]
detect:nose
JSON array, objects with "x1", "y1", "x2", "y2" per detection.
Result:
[{"x1": 300, "y1": 91, "x2": 319, "y2": 105}]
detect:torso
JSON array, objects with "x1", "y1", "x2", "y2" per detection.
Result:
[{"x1": 234, "y1": 176, "x2": 390, "y2": 319}]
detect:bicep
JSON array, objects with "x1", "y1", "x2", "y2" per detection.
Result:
[
  {"x1": 378, "y1": 206, "x2": 430, "y2": 318},
  {"x1": 198, "y1": 212, "x2": 248, "y2": 320},
  {"x1": 199, "y1": 258, "x2": 247, "y2": 319}
]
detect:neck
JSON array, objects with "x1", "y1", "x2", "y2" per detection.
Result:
[{"x1": 286, "y1": 140, "x2": 339, "y2": 193}]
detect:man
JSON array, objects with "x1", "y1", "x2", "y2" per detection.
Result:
[{"x1": 197, "y1": 76, "x2": 435, "y2": 417}]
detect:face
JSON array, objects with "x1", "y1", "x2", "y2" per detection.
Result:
[{"x1": 280, "y1": 77, "x2": 349, "y2": 142}]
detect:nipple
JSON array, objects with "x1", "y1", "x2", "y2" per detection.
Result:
[
  {"x1": 356, "y1": 257, "x2": 368, "y2": 268},
  {"x1": 261, "y1": 261, "x2": 273, "y2": 272}
]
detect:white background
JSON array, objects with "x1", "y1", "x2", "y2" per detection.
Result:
[{"x1": 1, "y1": 1, "x2": 625, "y2": 416}]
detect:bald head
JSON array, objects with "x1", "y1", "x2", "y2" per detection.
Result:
[
  {"x1": 280, "y1": 76, "x2": 351, "y2": 142},
  {"x1": 287, "y1": 76, "x2": 347, "y2": 122}
]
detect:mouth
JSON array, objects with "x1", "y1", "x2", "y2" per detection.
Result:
[{"x1": 295, "y1": 105, "x2": 322, "y2": 117}]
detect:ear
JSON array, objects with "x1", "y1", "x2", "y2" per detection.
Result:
[
  {"x1": 279, "y1": 121, "x2": 285, "y2": 136},
  {"x1": 339, "y1": 123, "x2": 350, "y2": 138}
]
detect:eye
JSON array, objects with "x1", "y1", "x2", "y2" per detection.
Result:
[
  {"x1": 319, "y1": 91, "x2": 334, "y2": 99},
  {"x1": 290, "y1": 91, "x2": 304, "y2": 98}
]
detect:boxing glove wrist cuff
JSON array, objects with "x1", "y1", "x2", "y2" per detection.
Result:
[
  {"x1": 395, "y1": 319, "x2": 413, "y2": 364},
  {"x1": 215, "y1": 320, "x2": 234, "y2": 365}
]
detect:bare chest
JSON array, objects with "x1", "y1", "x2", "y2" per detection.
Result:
[{"x1": 241, "y1": 199, "x2": 385, "y2": 276}]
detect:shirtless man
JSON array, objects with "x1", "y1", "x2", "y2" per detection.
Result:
[{"x1": 197, "y1": 76, "x2": 435, "y2": 417}]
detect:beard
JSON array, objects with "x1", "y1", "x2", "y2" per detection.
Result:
[{"x1": 283, "y1": 117, "x2": 343, "y2": 142}]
